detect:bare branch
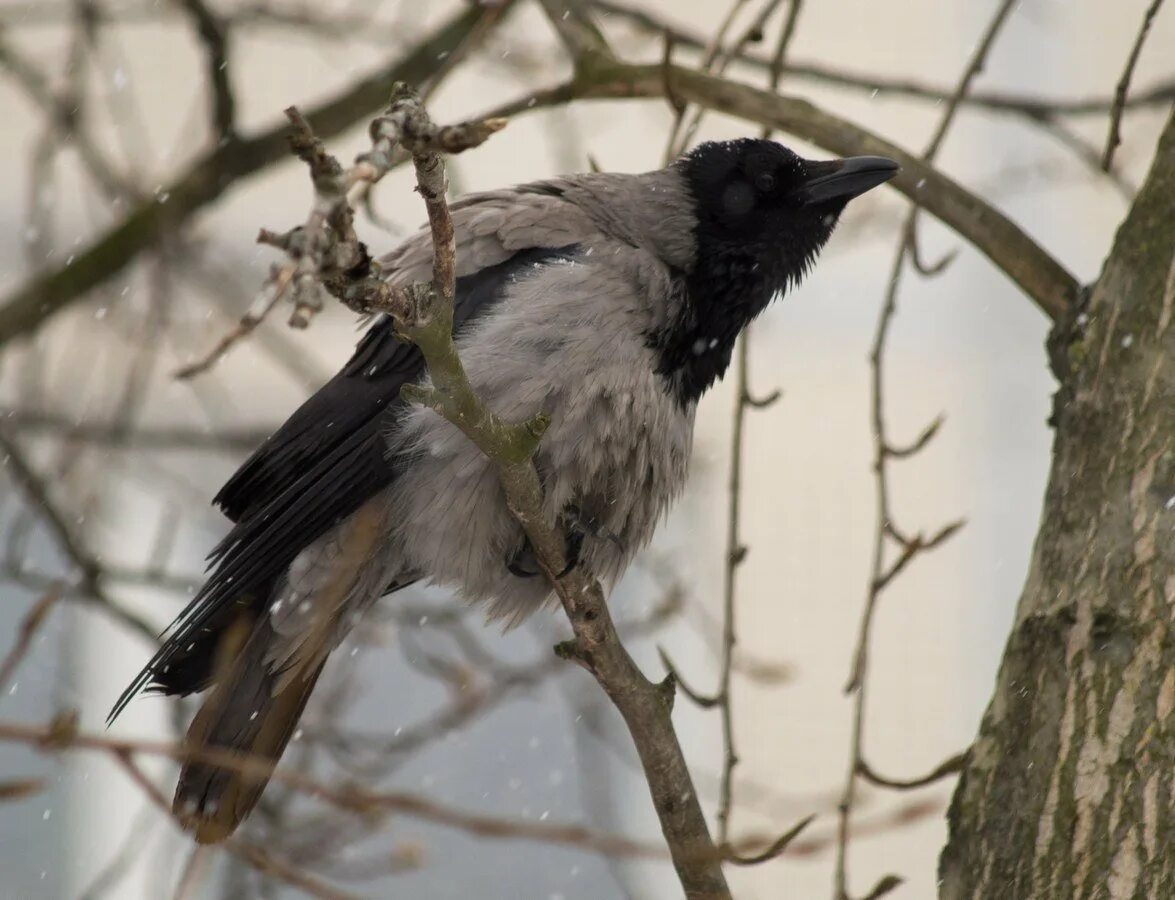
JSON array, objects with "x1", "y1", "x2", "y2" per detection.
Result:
[
  {"x1": 486, "y1": 61, "x2": 1080, "y2": 321},
  {"x1": 0, "y1": 428, "x2": 158, "y2": 642},
  {"x1": 715, "y1": 2, "x2": 800, "y2": 848},
  {"x1": 108, "y1": 746, "x2": 358, "y2": 900},
  {"x1": 657, "y1": 646, "x2": 720, "y2": 709},
  {"x1": 0, "y1": 27, "x2": 138, "y2": 201},
  {"x1": 536, "y1": 0, "x2": 613, "y2": 62},
  {"x1": 884, "y1": 414, "x2": 944, "y2": 459},
  {"x1": 857, "y1": 751, "x2": 968, "y2": 790},
  {"x1": 722, "y1": 813, "x2": 815, "y2": 866},
  {"x1": 1101, "y1": 0, "x2": 1166, "y2": 171},
  {"x1": 862, "y1": 874, "x2": 904, "y2": 900},
  {"x1": 591, "y1": 0, "x2": 1175, "y2": 121},
  {"x1": 668, "y1": 0, "x2": 790, "y2": 159},
  {"x1": 176, "y1": 94, "x2": 505, "y2": 377},
  {"x1": 0, "y1": 717, "x2": 669, "y2": 861},
  {"x1": 0, "y1": 587, "x2": 60, "y2": 695},
  {"x1": 229, "y1": 842, "x2": 360, "y2": 900},
  {"x1": 172, "y1": 266, "x2": 290, "y2": 378},
  {"x1": 0, "y1": 2, "x2": 504, "y2": 347},
  {"x1": 662, "y1": 0, "x2": 754, "y2": 161},
  {"x1": 835, "y1": 3, "x2": 1016, "y2": 895},
  {"x1": 715, "y1": 331, "x2": 759, "y2": 843},
  {"x1": 0, "y1": 429, "x2": 100, "y2": 591},
  {"x1": 0, "y1": 21, "x2": 1084, "y2": 347},
  {"x1": 870, "y1": 520, "x2": 965, "y2": 597},
  {"x1": 174, "y1": 0, "x2": 236, "y2": 141},
  {"x1": 0, "y1": 778, "x2": 45, "y2": 802}
]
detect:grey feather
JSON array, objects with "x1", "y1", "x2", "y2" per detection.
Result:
[
  {"x1": 272, "y1": 168, "x2": 699, "y2": 666},
  {"x1": 381, "y1": 234, "x2": 695, "y2": 624}
]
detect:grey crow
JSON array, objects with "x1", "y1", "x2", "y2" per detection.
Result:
[{"x1": 111, "y1": 138, "x2": 897, "y2": 842}]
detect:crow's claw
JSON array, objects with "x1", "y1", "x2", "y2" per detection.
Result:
[{"x1": 507, "y1": 526, "x2": 584, "y2": 579}]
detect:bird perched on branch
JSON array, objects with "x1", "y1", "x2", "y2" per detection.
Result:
[{"x1": 112, "y1": 138, "x2": 897, "y2": 842}]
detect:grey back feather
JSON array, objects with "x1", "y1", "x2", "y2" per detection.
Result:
[{"x1": 271, "y1": 167, "x2": 699, "y2": 656}]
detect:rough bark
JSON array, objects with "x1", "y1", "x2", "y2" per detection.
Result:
[{"x1": 940, "y1": 109, "x2": 1175, "y2": 899}]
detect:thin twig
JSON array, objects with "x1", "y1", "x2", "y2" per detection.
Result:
[
  {"x1": 0, "y1": 407, "x2": 272, "y2": 451},
  {"x1": 172, "y1": 266, "x2": 289, "y2": 378},
  {"x1": 0, "y1": 718, "x2": 666, "y2": 861},
  {"x1": 0, "y1": 428, "x2": 157, "y2": 642},
  {"x1": 174, "y1": 0, "x2": 235, "y2": 141},
  {"x1": 868, "y1": 520, "x2": 965, "y2": 599},
  {"x1": 0, "y1": 778, "x2": 45, "y2": 801},
  {"x1": 715, "y1": 333, "x2": 751, "y2": 844},
  {"x1": 174, "y1": 102, "x2": 505, "y2": 378},
  {"x1": 715, "y1": 0, "x2": 800, "y2": 849},
  {"x1": 110, "y1": 745, "x2": 358, "y2": 900},
  {"x1": 662, "y1": 0, "x2": 750, "y2": 162},
  {"x1": 722, "y1": 813, "x2": 815, "y2": 865},
  {"x1": 0, "y1": 2, "x2": 504, "y2": 346},
  {"x1": 857, "y1": 751, "x2": 968, "y2": 790},
  {"x1": 172, "y1": 845, "x2": 212, "y2": 900},
  {"x1": 590, "y1": 0, "x2": 1175, "y2": 119},
  {"x1": 0, "y1": 587, "x2": 60, "y2": 695},
  {"x1": 884, "y1": 414, "x2": 944, "y2": 459},
  {"x1": 481, "y1": 61, "x2": 1079, "y2": 321},
  {"x1": 536, "y1": 0, "x2": 613, "y2": 61},
  {"x1": 0, "y1": 429, "x2": 101, "y2": 593},
  {"x1": 861, "y1": 875, "x2": 904, "y2": 900},
  {"x1": 1101, "y1": 0, "x2": 1166, "y2": 171},
  {"x1": 834, "y1": 2, "x2": 1016, "y2": 896},
  {"x1": 669, "y1": 0, "x2": 789, "y2": 160},
  {"x1": 657, "y1": 647, "x2": 720, "y2": 709},
  {"x1": 0, "y1": 27, "x2": 138, "y2": 201},
  {"x1": 1, "y1": 43, "x2": 1088, "y2": 347}
]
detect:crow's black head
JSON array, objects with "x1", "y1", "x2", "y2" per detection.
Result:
[
  {"x1": 683, "y1": 139, "x2": 898, "y2": 292},
  {"x1": 653, "y1": 138, "x2": 897, "y2": 403}
]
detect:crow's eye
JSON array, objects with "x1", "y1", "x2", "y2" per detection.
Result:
[{"x1": 754, "y1": 172, "x2": 777, "y2": 193}]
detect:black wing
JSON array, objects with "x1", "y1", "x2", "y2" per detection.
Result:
[{"x1": 110, "y1": 245, "x2": 580, "y2": 719}]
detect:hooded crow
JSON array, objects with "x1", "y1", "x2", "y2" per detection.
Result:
[{"x1": 112, "y1": 138, "x2": 898, "y2": 842}]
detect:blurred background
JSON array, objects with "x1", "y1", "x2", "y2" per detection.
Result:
[{"x1": 0, "y1": 0, "x2": 1171, "y2": 897}]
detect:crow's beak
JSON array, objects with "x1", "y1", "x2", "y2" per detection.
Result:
[{"x1": 794, "y1": 156, "x2": 900, "y2": 206}]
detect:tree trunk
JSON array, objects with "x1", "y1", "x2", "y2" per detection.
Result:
[{"x1": 940, "y1": 109, "x2": 1175, "y2": 899}]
